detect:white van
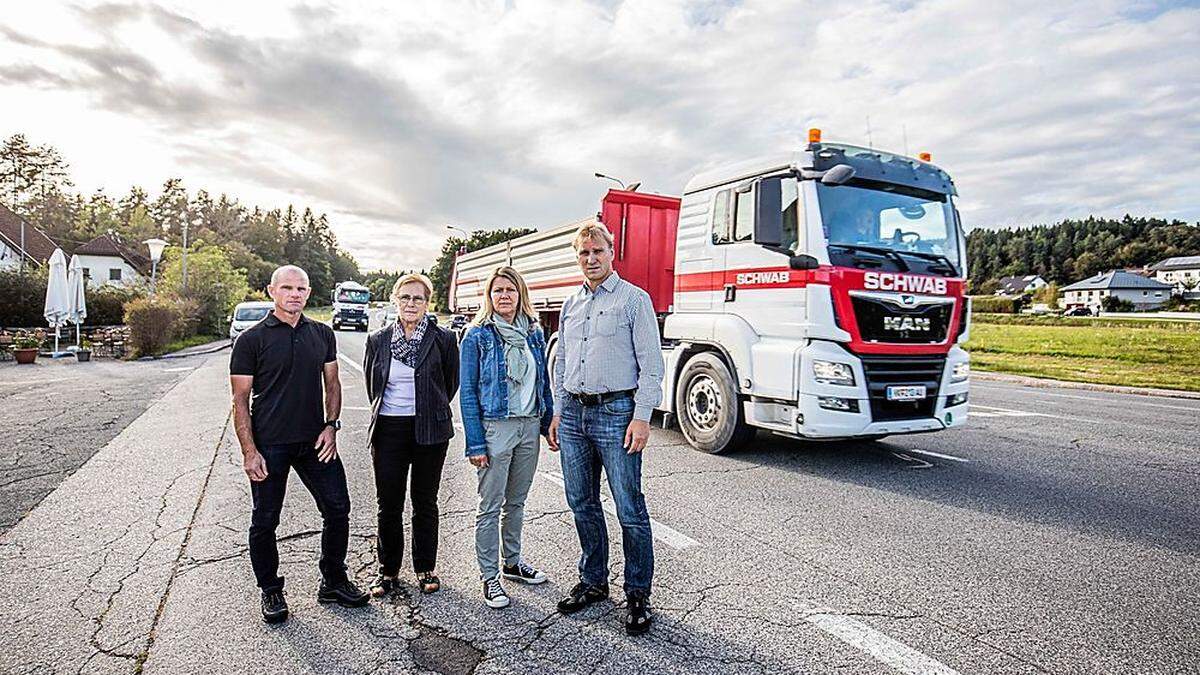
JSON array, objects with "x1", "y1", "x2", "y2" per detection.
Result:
[{"x1": 228, "y1": 301, "x2": 274, "y2": 341}]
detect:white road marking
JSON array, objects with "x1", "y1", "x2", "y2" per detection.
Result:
[
  {"x1": 162, "y1": 366, "x2": 195, "y2": 372},
  {"x1": 997, "y1": 389, "x2": 1200, "y2": 412},
  {"x1": 338, "y1": 353, "x2": 363, "y2": 372},
  {"x1": 343, "y1": 406, "x2": 371, "y2": 411},
  {"x1": 537, "y1": 470, "x2": 700, "y2": 550},
  {"x1": 801, "y1": 607, "x2": 961, "y2": 675},
  {"x1": 904, "y1": 448, "x2": 969, "y2": 463},
  {"x1": 890, "y1": 452, "x2": 933, "y2": 469},
  {"x1": 969, "y1": 404, "x2": 1050, "y2": 417}
]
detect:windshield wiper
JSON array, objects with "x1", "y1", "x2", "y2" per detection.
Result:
[
  {"x1": 829, "y1": 243, "x2": 910, "y2": 272},
  {"x1": 893, "y1": 249, "x2": 959, "y2": 276}
]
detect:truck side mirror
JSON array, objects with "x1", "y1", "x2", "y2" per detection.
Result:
[
  {"x1": 789, "y1": 254, "x2": 820, "y2": 270},
  {"x1": 753, "y1": 177, "x2": 783, "y2": 247},
  {"x1": 821, "y1": 164, "x2": 855, "y2": 185}
]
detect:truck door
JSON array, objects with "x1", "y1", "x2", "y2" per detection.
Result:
[{"x1": 673, "y1": 190, "x2": 725, "y2": 313}]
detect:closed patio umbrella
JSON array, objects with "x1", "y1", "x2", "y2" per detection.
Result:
[
  {"x1": 43, "y1": 248, "x2": 71, "y2": 357},
  {"x1": 67, "y1": 254, "x2": 88, "y2": 348}
]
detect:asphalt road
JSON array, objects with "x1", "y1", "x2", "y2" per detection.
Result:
[{"x1": 332, "y1": 322, "x2": 1200, "y2": 674}]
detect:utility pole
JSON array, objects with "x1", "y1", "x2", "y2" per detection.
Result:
[{"x1": 181, "y1": 217, "x2": 189, "y2": 294}]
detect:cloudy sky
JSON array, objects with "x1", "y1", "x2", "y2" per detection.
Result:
[{"x1": 2, "y1": 1, "x2": 1197, "y2": 271}]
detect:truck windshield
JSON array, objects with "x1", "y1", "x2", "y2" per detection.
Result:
[
  {"x1": 817, "y1": 179, "x2": 961, "y2": 277},
  {"x1": 336, "y1": 290, "x2": 371, "y2": 303}
]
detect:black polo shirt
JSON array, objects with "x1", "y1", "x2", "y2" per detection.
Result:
[{"x1": 230, "y1": 312, "x2": 337, "y2": 446}]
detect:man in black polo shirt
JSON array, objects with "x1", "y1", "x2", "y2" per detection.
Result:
[{"x1": 230, "y1": 265, "x2": 369, "y2": 623}]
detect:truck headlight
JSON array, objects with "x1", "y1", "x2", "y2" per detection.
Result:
[
  {"x1": 952, "y1": 362, "x2": 970, "y2": 382},
  {"x1": 813, "y1": 360, "x2": 855, "y2": 386}
]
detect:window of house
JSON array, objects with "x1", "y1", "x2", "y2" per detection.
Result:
[{"x1": 109, "y1": 268, "x2": 122, "y2": 281}]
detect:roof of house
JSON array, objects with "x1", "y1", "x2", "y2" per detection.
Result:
[
  {"x1": 75, "y1": 232, "x2": 151, "y2": 274},
  {"x1": 0, "y1": 203, "x2": 58, "y2": 265},
  {"x1": 1148, "y1": 255, "x2": 1200, "y2": 272},
  {"x1": 996, "y1": 275, "x2": 1044, "y2": 294},
  {"x1": 1062, "y1": 270, "x2": 1174, "y2": 292}
]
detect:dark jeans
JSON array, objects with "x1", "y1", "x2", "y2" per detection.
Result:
[
  {"x1": 249, "y1": 440, "x2": 351, "y2": 592},
  {"x1": 558, "y1": 393, "x2": 654, "y2": 597},
  {"x1": 373, "y1": 415, "x2": 449, "y2": 575}
]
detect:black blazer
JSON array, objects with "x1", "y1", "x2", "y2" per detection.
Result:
[{"x1": 363, "y1": 317, "x2": 460, "y2": 447}]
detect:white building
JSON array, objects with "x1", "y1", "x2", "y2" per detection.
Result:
[
  {"x1": 996, "y1": 274, "x2": 1048, "y2": 296},
  {"x1": 74, "y1": 233, "x2": 150, "y2": 288},
  {"x1": 1062, "y1": 270, "x2": 1173, "y2": 311},
  {"x1": 0, "y1": 204, "x2": 58, "y2": 271},
  {"x1": 1148, "y1": 255, "x2": 1200, "y2": 299}
]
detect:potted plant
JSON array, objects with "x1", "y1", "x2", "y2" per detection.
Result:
[
  {"x1": 13, "y1": 334, "x2": 40, "y2": 365},
  {"x1": 76, "y1": 339, "x2": 93, "y2": 362}
]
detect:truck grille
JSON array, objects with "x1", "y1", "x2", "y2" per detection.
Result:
[
  {"x1": 860, "y1": 354, "x2": 946, "y2": 421},
  {"x1": 851, "y1": 295, "x2": 953, "y2": 344}
]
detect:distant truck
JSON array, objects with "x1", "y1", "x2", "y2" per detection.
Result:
[
  {"x1": 450, "y1": 130, "x2": 970, "y2": 454},
  {"x1": 331, "y1": 281, "x2": 371, "y2": 331}
]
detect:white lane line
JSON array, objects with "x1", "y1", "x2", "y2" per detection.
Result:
[
  {"x1": 343, "y1": 405, "x2": 371, "y2": 411},
  {"x1": 537, "y1": 470, "x2": 700, "y2": 550},
  {"x1": 995, "y1": 389, "x2": 1200, "y2": 412},
  {"x1": 338, "y1": 353, "x2": 363, "y2": 372},
  {"x1": 802, "y1": 607, "x2": 960, "y2": 675},
  {"x1": 969, "y1": 404, "x2": 1050, "y2": 417},
  {"x1": 967, "y1": 411, "x2": 1000, "y2": 418},
  {"x1": 162, "y1": 366, "x2": 195, "y2": 372},
  {"x1": 905, "y1": 448, "x2": 969, "y2": 463}
]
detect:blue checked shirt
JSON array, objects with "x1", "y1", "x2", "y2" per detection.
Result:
[{"x1": 553, "y1": 271, "x2": 665, "y2": 421}]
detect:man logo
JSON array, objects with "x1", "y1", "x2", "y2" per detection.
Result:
[
  {"x1": 883, "y1": 316, "x2": 931, "y2": 332},
  {"x1": 898, "y1": 294, "x2": 917, "y2": 308}
]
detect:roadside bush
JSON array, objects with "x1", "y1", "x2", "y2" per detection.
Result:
[
  {"x1": 0, "y1": 267, "x2": 48, "y2": 327},
  {"x1": 1101, "y1": 296, "x2": 1135, "y2": 312},
  {"x1": 86, "y1": 285, "x2": 145, "y2": 326},
  {"x1": 124, "y1": 297, "x2": 180, "y2": 357},
  {"x1": 971, "y1": 295, "x2": 1020, "y2": 313}
]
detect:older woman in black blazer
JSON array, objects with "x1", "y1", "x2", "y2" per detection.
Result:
[{"x1": 363, "y1": 273, "x2": 459, "y2": 596}]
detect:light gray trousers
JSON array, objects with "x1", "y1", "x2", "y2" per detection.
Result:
[{"x1": 475, "y1": 416, "x2": 540, "y2": 579}]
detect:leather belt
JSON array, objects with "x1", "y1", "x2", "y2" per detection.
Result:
[{"x1": 570, "y1": 389, "x2": 635, "y2": 406}]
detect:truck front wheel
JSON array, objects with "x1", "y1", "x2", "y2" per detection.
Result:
[{"x1": 675, "y1": 352, "x2": 754, "y2": 454}]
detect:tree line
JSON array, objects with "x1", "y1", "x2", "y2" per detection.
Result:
[
  {"x1": 0, "y1": 133, "x2": 361, "y2": 302},
  {"x1": 966, "y1": 215, "x2": 1200, "y2": 293}
]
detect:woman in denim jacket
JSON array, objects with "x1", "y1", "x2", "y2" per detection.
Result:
[{"x1": 458, "y1": 266, "x2": 556, "y2": 609}]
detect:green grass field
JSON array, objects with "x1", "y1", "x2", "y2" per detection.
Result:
[
  {"x1": 303, "y1": 306, "x2": 332, "y2": 323},
  {"x1": 966, "y1": 317, "x2": 1200, "y2": 392}
]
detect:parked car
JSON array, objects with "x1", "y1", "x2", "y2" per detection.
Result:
[
  {"x1": 228, "y1": 301, "x2": 274, "y2": 341},
  {"x1": 1064, "y1": 306, "x2": 1096, "y2": 317}
]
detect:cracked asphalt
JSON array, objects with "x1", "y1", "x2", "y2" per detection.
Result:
[
  {"x1": 0, "y1": 328, "x2": 1196, "y2": 674},
  {"x1": 0, "y1": 357, "x2": 194, "y2": 534}
]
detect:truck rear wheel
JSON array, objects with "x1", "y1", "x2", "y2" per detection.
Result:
[{"x1": 675, "y1": 352, "x2": 754, "y2": 454}]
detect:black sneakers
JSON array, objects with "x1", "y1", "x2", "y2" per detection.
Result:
[
  {"x1": 625, "y1": 594, "x2": 652, "y2": 635},
  {"x1": 502, "y1": 561, "x2": 548, "y2": 585},
  {"x1": 261, "y1": 589, "x2": 288, "y2": 624},
  {"x1": 317, "y1": 578, "x2": 370, "y2": 607},
  {"x1": 556, "y1": 581, "x2": 610, "y2": 614},
  {"x1": 483, "y1": 575, "x2": 510, "y2": 609},
  {"x1": 369, "y1": 574, "x2": 399, "y2": 598}
]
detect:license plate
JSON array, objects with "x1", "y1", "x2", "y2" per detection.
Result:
[{"x1": 886, "y1": 385, "x2": 926, "y2": 401}]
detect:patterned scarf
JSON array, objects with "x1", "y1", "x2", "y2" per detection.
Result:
[{"x1": 390, "y1": 317, "x2": 428, "y2": 368}]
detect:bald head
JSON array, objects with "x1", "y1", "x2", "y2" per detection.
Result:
[
  {"x1": 268, "y1": 265, "x2": 312, "y2": 317},
  {"x1": 271, "y1": 265, "x2": 309, "y2": 286}
]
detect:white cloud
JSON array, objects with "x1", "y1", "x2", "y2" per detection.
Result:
[{"x1": 1, "y1": 0, "x2": 1197, "y2": 271}]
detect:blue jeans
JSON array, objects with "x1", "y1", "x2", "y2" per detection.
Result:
[{"x1": 558, "y1": 393, "x2": 654, "y2": 597}]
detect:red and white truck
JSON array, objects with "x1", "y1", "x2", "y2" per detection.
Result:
[{"x1": 450, "y1": 131, "x2": 970, "y2": 453}]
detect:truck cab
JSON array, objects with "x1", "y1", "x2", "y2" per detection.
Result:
[
  {"x1": 331, "y1": 281, "x2": 371, "y2": 332},
  {"x1": 662, "y1": 134, "x2": 970, "y2": 451}
]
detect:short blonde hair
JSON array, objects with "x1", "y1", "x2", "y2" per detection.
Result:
[
  {"x1": 572, "y1": 222, "x2": 613, "y2": 251},
  {"x1": 390, "y1": 273, "x2": 433, "y2": 303},
  {"x1": 472, "y1": 266, "x2": 538, "y2": 326}
]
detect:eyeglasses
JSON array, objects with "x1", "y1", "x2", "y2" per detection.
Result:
[{"x1": 396, "y1": 294, "x2": 427, "y2": 305}]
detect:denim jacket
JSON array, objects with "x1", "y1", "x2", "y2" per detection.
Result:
[{"x1": 458, "y1": 321, "x2": 555, "y2": 456}]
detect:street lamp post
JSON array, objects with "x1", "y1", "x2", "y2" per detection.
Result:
[
  {"x1": 144, "y1": 238, "x2": 167, "y2": 296},
  {"x1": 594, "y1": 172, "x2": 626, "y2": 189},
  {"x1": 181, "y1": 219, "x2": 189, "y2": 294}
]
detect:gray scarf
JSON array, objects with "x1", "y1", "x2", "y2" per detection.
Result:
[{"x1": 493, "y1": 315, "x2": 531, "y2": 386}]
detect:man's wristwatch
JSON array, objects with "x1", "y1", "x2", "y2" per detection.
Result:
[{"x1": 324, "y1": 419, "x2": 341, "y2": 431}]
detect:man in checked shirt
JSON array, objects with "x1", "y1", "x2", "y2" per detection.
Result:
[{"x1": 548, "y1": 222, "x2": 665, "y2": 636}]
